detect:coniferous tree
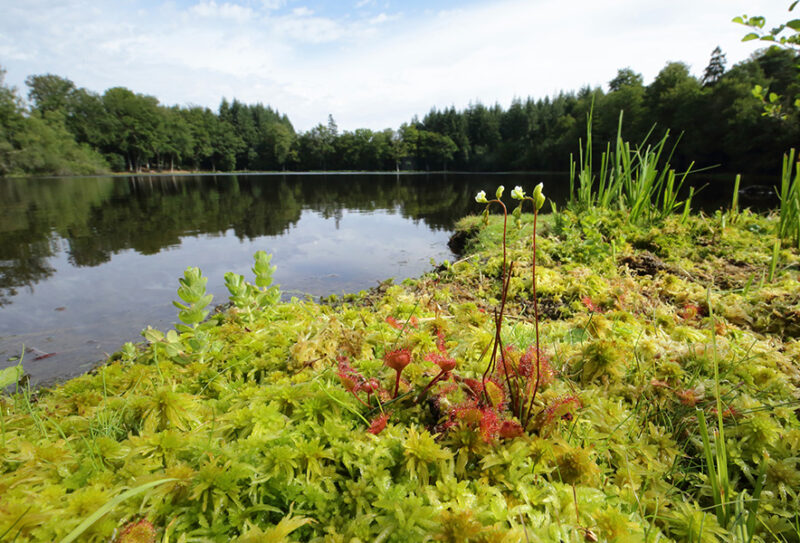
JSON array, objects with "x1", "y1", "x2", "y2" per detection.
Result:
[{"x1": 702, "y1": 46, "x2": 727, "y2": 86}]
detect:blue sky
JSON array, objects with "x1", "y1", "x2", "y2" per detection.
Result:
[{"x1": 0, "y1": 0, "x2": 791, "y2": 132}]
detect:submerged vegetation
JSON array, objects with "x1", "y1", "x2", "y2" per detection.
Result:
[{"x1": 1, "y1": 137, "x2": 800, "y2": 540}]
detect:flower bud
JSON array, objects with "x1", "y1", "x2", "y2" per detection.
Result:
[
  {"x1": 495, "y1": 185, "x2": 505, "y2": 199},
  {"x1": 532, "y1": 182, "x2": 546, "y2": 211}
]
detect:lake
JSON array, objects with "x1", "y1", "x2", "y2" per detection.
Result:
[
  {"x1": 0, "y1": 172, "x2": 561, "y2": 384},
  {"x1": 0, "y1": 171, "x2": 773, "y2": 385}
]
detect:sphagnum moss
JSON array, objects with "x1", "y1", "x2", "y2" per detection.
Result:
[{"x1": 0, "y1": 203, "x2": 799, "y2": 542}]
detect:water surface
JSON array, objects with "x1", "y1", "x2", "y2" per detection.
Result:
[
  {"x1": 0, "y1": 173, "x2": 564, "y2": 384},
  {"x1": 0, "y1": 171, "x2": 774, "y2": 384}
]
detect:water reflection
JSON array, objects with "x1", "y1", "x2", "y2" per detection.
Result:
[
  {"x1": 0, "y1": 172, "x2": 570, "y2": 383},
  {"x1": 0, "y1": 171, "x2": 774, "y2": 384}
]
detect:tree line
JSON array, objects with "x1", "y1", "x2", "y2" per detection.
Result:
[{"x1": 1, "y1": 46, "x2": 798, "y2": 177}]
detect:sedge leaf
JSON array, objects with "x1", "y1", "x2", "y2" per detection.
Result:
[{"x1": 59, "y1": 479, "x2": 176, "y2": 543}]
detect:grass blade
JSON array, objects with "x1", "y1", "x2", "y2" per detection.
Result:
[{"x1": 59, "y1": 478, "x2": 176, "y2": 543}]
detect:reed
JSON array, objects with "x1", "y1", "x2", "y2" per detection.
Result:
[
  {"x1": 568, "y1": 111, "x2": 695, "y2": 224},
  {"x1": 777, "y1": 149, "x2": 800, "y2": 247}
]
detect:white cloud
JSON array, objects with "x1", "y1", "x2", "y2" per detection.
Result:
[
  {"x1": 189, "y1": 1, "x2": 254, "y2": 22},
  {"x1": 262, "y1": 0, "x2": 286, "y2": 9},
  {"x1": 368, "y1": 13, "x2": 399, "y2": 25},
  {"x1": 0, "y1": 43, "x2": 32, "y2": 62},
  {"x1": 274, "y1": 14, "x2": 344, "y2": 43},
  {"x1": 0, "y1": 0, "x2": 792, "y2": 132}
]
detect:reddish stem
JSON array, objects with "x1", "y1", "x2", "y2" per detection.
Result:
[
  {"x1": 479, "y1": 199, "x2": 508, "y2": 404},
  {"x1": 524, "y1": 207, "x2": 541, "y2": 425},
  {"x1": 393, "y1": 372, "x2": 402, "y2": 399},
  {"x1": 350, "y1": 390, "x2": 370, "y2": 407},
  {"x1": 482, "y1": 259, "x2": 513, "y2": 406},
  {"x1": 418, "y1": 370, "x2": 447, "y2": 401}
]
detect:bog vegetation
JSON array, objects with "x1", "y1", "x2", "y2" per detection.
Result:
[{"x1": 1, "y1": 119, "x2": 799, "y2": 540}]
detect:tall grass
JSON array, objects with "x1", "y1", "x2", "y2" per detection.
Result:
[
  {"x1": 777, "y1": 148, "x2": 800, "y2": 248},
  {"x1": 697, "y1": 287, "x2": 768, "y2": 542},
  {"x1": 569, "y1": 111, "x2": 695, "y2": 224}
]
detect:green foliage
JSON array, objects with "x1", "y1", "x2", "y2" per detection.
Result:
[
  {"x1": 224, "y1": 251, "x2": 281, "y2": 318},
  {"x1": 568, "y1": 109, "x2": 694, "y2": 225},
  {"x1": 734, "y1": 4, "x2": 800, "y2": 52},
  {"x1": 5, "y1": 38, "x2": 800, "y2": 176},
  {"x1": 0, "y1": 364, "x2": 23, "y2": 390},
  {"x1": 777, "y1": 148, "x2": 800, "y2": 247},
  {"x1": 1, "y1": 195, "x2": 800, "y2": 541},
  {"x1": 173, "y1": 266, "x2": 213, "y2": 328},
  {"x1": 0, "y1": 68, "x2": 108, "y2": 176},
  {"x1": 59, "y1": 479, "x2": 176, "y2": 543},
  {"x1": 734, "y1": 3, "x2": 800, "y2": 119}
]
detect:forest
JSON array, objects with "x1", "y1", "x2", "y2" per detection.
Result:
[{"x1": 1, "y1": 46, "x2": 799, "y2": 177}]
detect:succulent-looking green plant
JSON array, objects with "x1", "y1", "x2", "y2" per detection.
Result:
[
  {"x1": 173, "y1": 266, "x2": 213, "y2": 330},
  {"x1": 224, "y1": 251, "x2": 281, "y2": 320}
]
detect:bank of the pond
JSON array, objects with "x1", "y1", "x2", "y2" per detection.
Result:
[{"x1": 1, "y1": 207, "x2": 799, "y2": 542}]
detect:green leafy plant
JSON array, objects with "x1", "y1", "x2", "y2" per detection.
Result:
[
  {"x1": 568, "y1": 110, "x2": 695, "y2": 225},
  {"x1": 777, "y1": 148, "x2": 800, "y2": 247},
  {"x1": 225, "y1": 250, "x2": 281, "y2": 319},
  {"x1": 0, "y1": 358, "x2": 24, "y2": 448},
  {"x1": 734, "y1": 2, "x2": 800, "y2": 118},
  {"x1": 0, "y1": 362, "x2": 23, "y2": 390},
  {"x1": 173, "y1": 266, "x2": 213, "y2": 330},
  {"x1": 59, "y1": 479, "x2": 176, "y2": 543}
]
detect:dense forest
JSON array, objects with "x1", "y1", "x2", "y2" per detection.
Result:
[{"x1": 1, "y1": 46, "x2": 798, "y2": 177}]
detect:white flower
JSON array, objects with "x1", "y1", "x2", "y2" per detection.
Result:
[
  {"x1": 511, "y1": 186, "x2": 525, "y2": 200},
  {"x1": 475, "y1": 190, "x2": 488, "y2": 204}
]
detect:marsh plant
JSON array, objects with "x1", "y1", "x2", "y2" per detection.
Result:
[
  {"x1": 328, "y1": 183, "x2": 569, "y2": 444},
  {"x1": 568, "y1": 111, "x2": 695, "y2": 224},
  {"x1": 475, "y1": 183, "x2": 549, "y2": 428},
  {"x1": 777, "y1": 148, "x2": 800, "y2": 248},
  {"x1": 2, "y1": 172, "x2": 800, "y2": 542}
]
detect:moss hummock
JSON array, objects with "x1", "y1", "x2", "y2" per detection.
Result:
[{"x1": 1, "y1": 207, "x2": 799, "y2": 542}]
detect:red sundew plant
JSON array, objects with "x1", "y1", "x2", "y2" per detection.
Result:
[
  {"x1": 367, "y1": 412, "x2": 390, "y2": 435},
  {"x1": 446, "y1": 403, "x2": 500, "y2": 443},
  {"x1": 386, "y1": 314, "x2": 419, "y2": 330},
  {"x1": 676, "y1": 388, "x2": 701, "y2": 407},
  {"x1": 384, "y1": 348, "x2": 412, "y2": 398},
  {"x1": 385, "y1": 315, "x2": 402, "y2": 329},
  {"x1": 337, "y1": 357, "x2": 369, "y2": 407},
  {"x1": 475, "y1": 184, "x2": 551, "y2": 428},
  {"x1": 581, "y1": 296, "x2": 604, "y2": 313},
  {"x1": 540, "y1": 395, "x2": 582, "y2": 431},
  {"x1": 333, "y1": 184, "x2": 575, "y2": 443},
  {"x1": 116, "y1": 519, "x2": 157, "y2": 543},
  {"x1": 418, "y1": 351, "x2": 457, "y2": 397},
  {"x1": 499, "y1": 419, "x2": 524, "y2": 439},
  {"x1": 678, "y1": 303, "x2": 703, "y2": 320}
]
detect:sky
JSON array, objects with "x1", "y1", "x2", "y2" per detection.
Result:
[{"x1": 0, "y1": 0, "x2": 792, "y2": 132}]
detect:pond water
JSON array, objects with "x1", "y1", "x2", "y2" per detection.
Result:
[
  {"x1": 0, "y1": 171, "x2": 774, "y2": 385},
  {"x1": 0, "y1": 172, "x2": 567, "y2": 384}
]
